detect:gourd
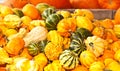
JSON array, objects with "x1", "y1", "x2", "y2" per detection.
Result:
[
  {"x1": 45, "y1": 13, "x2": 63, "y2": 30},
  {"x1": 114, "y1": 49, "x2": 120, "y2": 62},
  {"x1": 85, "y1": 36, "x2": 108, "y2": 57},
  {"x1": 6, "y1": 57, "x2": 39, "y2": 71},
  {"x1": 36, "y1": 3, "x2": 54, "y2": 14},
  {"x1": 38, "y1": 39, "x2": 48, "y2": 52},
  {"x1": 4, "y1": 37, "x2": 25, "y2": 57},
  {"x1": 71, "y1": 65, "x2": 88, "y2": 71},
  {"x1": 57, "y1": 18, "x2": 77, "y2": 37},
  {"x1": 44, "y1": 42, "x2": 63, "y2": 61},
  {"x1": 3, "y1": 14, "x2": 21, "y2": 28},
  {"x1": 23, "y1": 26, "x2": 48, "y2": 47},
  {"x1": 69, "y1": 28, "x2": 92, "y2": 56},
  {"x1": 113, "y1": 25, "x2": 120, "y2": 38},
  {"x1": 27, "y1": 42, "x2": 41, "y2": 56},
  {"x1": 76, "y1": 16, "x2": 94, "y2": 31},
  {"x1": 41, "y1": 8, "x2": 55, "y2": 19},
  {"x1": 47, "y1": 30, "x2": 63, "y2": 45},
  {"x1": 80, "y1": 50, "x2": 97, "y2": 68},
  {"x1": 59, "y1": 50, "x2": 79, "y2": 69},
  {"x1": 56, "y1": 10, "x2": 71, "y2": 18},
  {"x1": 89, "y1": 61, "x2": 105, "y2": 71},
  {"x1": 12, "y1": 8, "x2": 24, "y2": 18},
  {"x1": 0, "y1": 47, "x2": 12, "y2": 65},
  {"x1": 44, "y1": 60, "x2": 65, "y2": 71},
  {"x1": 34, "y1": 53, "x2": 48, "y2": 71}
]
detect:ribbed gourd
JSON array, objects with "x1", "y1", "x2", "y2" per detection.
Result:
[
  {"x1": 38, "y1": 39, "x2": 48, "y2": 52},
  {"x1": 59, "y1": 50, "x2": 79, "y2": 69},
  {"x1": 69, "y1": 28, "x2": 92, "y2": 56},
  {"x1": 41, "y1": 8, "x2": 55, "y2": 19},
  {"x1": 27, "y1": 42, "x2": 41, "y2": 56},
  {"x1": 45, "y1": 13, "x2": 63, "y2": 30},
  {"x1": 12, "y1": 8, "x2": 24, "y2": 17}
]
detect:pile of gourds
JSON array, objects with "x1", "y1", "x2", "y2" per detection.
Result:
[{"x1": 0, "y1": 3, "x2": 120, "y2": 71}]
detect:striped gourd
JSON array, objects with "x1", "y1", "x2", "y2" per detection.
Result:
[
  {"x1": 41, "y1": 8, "x2": 55, "y2": 19},
  {"x1": 12, "y1": 8, "x2": 24, "y2": 18},
  {"x1": 27, "y1": 42, "x2": 41, "y2": 56},
  {"x1": 59, "y1": 50, "x2": 79, "y2": 69},
  {"x1": 69, "y1": 28, "x2": 92, "y2": 56},
  {"x1": 45, "y1": 13, "x2": 63, "y2": 30}
]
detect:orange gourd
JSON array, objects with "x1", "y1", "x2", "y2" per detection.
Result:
[
  {"x1": 114, "y1": 8, "x2": 120, "y2": 24},
  {"x1": 4, "y1": 37, "x2": 25, "y2": 56},
  {"x1": 22, "y1": 4, "x2": 40, "y2": 20}
]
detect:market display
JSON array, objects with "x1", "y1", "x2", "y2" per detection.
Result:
[{"x1": 0, "y1": 2, "x2": 120, "y2": 71}]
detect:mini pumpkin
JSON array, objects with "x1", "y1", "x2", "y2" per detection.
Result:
[
  {"x1": 44, "y1": 42, "x2": 63, "y2": 61},
  {"x1": 59, "y1": 50, "x2": 79, "y2": 69},
  {"x1": 89, "y1": 61, "x2": 105, "y2": 71},
  {"x1": 85, "y1": 36, "x2": 108, "y2": 57},
  {"x1": 80, "y1": 50, "x2": 97, "y2": 68},
  {"x1": 57, "y1": 18, "x2": 77, "y2": 37}
]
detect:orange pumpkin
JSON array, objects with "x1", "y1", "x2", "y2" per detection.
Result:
[
  {"x1": 70, "y1": 0, "x2": 100, "y2": 9},
  {"x1": 4, "y1": 37, "x2": 25, "y2": 56},
  {"x1": 29, "y1": 0, "x2": 72, "y2": 9},
  {"x1": 114, "y1": 8, "x2": 120, "y2": 24},
  {"x1": 3, "y1": 0, "x2": 28, "y2": 8},
  {"x1": 98, "y1": 0, "x2": 120, "y2": 9},
  {"x1": 22, "y1": 4, "x2": 40, "y2": 20}
]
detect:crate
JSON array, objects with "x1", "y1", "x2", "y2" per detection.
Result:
[{"x1": 57, "y1": 9, "x2": 116, "y2": 20}]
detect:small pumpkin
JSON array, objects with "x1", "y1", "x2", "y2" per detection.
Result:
[
  {"x1": 3, "y1": 14, "x2": 21, "y2": 28},
  {"x1": 57, "y1": 18, "x2": 77, "y2": 37},
  {"x1": 80, "y1": 50, "x2": 97, "y2": 68},
  {"x1": 41, "y1": 8, "x2": 55, "y2": 20},
  {"x1": 76, "y1": 16, "x2": 94, "y2": 31},
  {"x1": 71, "y1": 65, "x2": 88, "y2": 71},
  {"x1": 85, "y1": 36, "x2": 108, "y2": 57},
  {"x1": 56, "y1": 10, "x2": 71, "y2": 18},
  {"x1": 44, "y1": 42, "x2": 63, "y2": 61},
  {"x1": 44, "y1": 60, "x2": 65, "y2": 71},
  {"x1": 59, "y1": 50, "x2": 79, "y2": 69},
  {"x1": 45, "y1": 13, "x2": 63, "y2": 30},
  {"x1": 114, "y1": 49, "x2": 120, "y2": 62},
  {"x1": 34, "y1": 53, "x2": 48, "y2": 71},
  {"x1": 4, "y1": 37, "x2": 25, "y2": 57},
  {"x1": 89, "y1": 61, "x2": 105, "y2": 71},
  {"x1": 47, "y1": 30, "x2": 63, "y2": 45}
]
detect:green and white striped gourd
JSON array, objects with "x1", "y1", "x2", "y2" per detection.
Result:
[
  {"x1": 41, "y1": 8, "x2": 55, "y2": 19},
  {"x1": 59, "y1": 50, "x2": 79, "y2": 69},
  {"x1": 45, "y1": 13, "x2": 63, "y2": 30},
  {"x1": 69, "y1": 28, "x2": 92, "y2": 56},
  {"x1": 12, "y1": 8, "x2": 24, "y2": 18},
  {"x1": 27, "y1": 42, "x2": 41, "y2": 56}
]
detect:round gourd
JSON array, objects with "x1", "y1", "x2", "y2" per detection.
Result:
[
  {"x1": 45, "y1": 14, "x2": 63, "y2": 30},
  {"x1": 59, "y1": 50, "x2": 79, "y2": 69},
  {"x1": 36, "y1": 3, "x2": 54, "y2": 14},
  {"x1": 69, "y1": 31, "x2": 86, "y2": 56},
  {"x1": 12, "y1": 8, "x2": 24, "y2": 18},
  {"x1": 113, "y1": 25, "x2": 120, "y2": 38},
  {"x1": 80, "y1": 50, "x2": 97, "y2": 68},
  {"x1": 47, "y1": 30, "x2": 63, "y2": 45},
  {"x1": 57, "y1": 18, "x2": 77, "y2": 37},
  {"x1": 41, "y1": 8, "x2": 55, "y2": 19},
  {"x1": 114, "y1": 49, "x2": 120, "y2": 62},
  {"x1": 27, "y1": 42, "x2": 41, "y2": 56},
  {"x1": 89, "y1": 61, "x2": 105, "y2": 71},
  {"x1": 38, "y1": 39, "x2": 48, "y2": 52},
  {"x1": 85, "y1": 36, "x2": 108, "y2": 57},
  {"x1": 56, "y1": 10, "x2": 71, "y2": 18}
]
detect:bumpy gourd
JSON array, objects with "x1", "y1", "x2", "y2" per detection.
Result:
[{"x1": 59, "y1": 50, "x2": 79, "y2": 69}]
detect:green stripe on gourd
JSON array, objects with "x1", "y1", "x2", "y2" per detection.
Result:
[
  {"x1": 27, "y1": 42, "x2": 41, "y2": 56},
  {"x1": 69, "y1": 28, "x2": 92, "y2": 56},
  {"x1": 12, "y1": 8, "x2": 24, "y2": 18},
  {"x1": 41, "y1": 8, "x2": 55, "y2": 19},
  {"x1": 38, "y1": 39, "x2": 48, "y2": 52},
  {"x1": 59, "y1": 50, "x2": 79, "y2": 69},
  {"x1": 45, "y1": 14, "x2": 63, "y2": 30}
]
